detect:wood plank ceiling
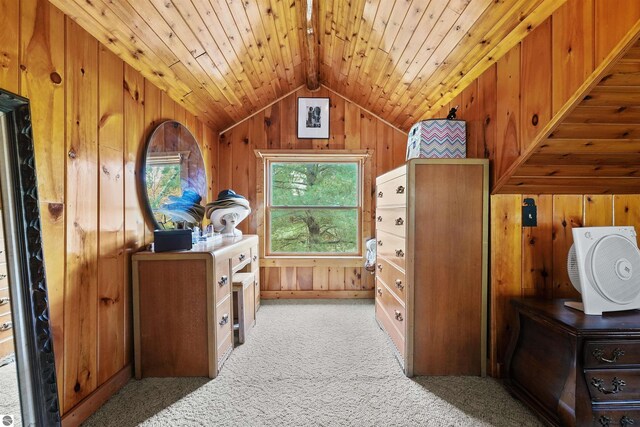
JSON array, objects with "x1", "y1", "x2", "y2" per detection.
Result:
[
  {"x1": 498, "y1": 39, "x2": 640, "y2": 194},
  {"x1": 50, "y1": 0, "x2": 563, "y2": 132}
]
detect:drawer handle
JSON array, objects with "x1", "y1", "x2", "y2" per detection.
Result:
[
  {"x1": 219, "y1": 314, "x2": 229, "y2": 326},
  {"x1": 377, "y1": 288, "x2": 382, "y2": 296},
  {"x1": 395, "y1": 249, "x2": 404, "y2": 258},
  {"x1": 252, "y1": 255, "x2": 258, "y2": 262},
  {"x1": 593, "y1": 347, "x2": 625, "y2": 363},
  {"x1": 377, "y1": 216, "x2": 382, "y2": 222},
  {"x1": 395, "y1": 217, "x2": 404, "y2": 226},
  {"x1": 591, "y1": 376, "x2": 625, "y2": 395},
  {"x1": 377, "y1": 191, "x2": 383, "y2": 198},
  {"x1": 377, "y1": 240, "x2": 383, "y2": 246},
  {"x1": 0, "y1": 321, "x2": 12, "y2": 332},
  {"x1": 395, "y1": 279, "x2": 403, "y2": 290},
  {"x1": 0, "y1": 274, "x2": 6, "y2": 280},
  {"x1": 396, "y1": 185, "x2": 404, "y2": 194},
  {"x1": 621, "y1": 416, "x2": 635, "y2": 427},
  {"x1": 218, "y1": 275, "x2": 228, "y2": 286},
  {"x1": 598, "y1": 414, "x2": 636, "y2": 427},
  {"x1": 239, "y1": 254, "x2": 246, "y2": 261},
  {"x1": 0, "y1": 297, "x2": 9, "y2": 306},
  {"x1": 394, "y1": 310, "x2": 403, "y2": 322}
]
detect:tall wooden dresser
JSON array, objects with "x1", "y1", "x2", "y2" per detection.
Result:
[
  {"x1": 375, "y1": 159, "x2": 489, "y2": 376},
  {"x1": 132, "y1": 235, "x2": 259, "y2": 379}
]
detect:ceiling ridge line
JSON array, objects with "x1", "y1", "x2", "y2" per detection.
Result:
[
  {"x1": 321, "y1": 84, "x2": 408, "y2": 136},
  {"x1": 218, "y1": 83, "x2": 410, "y2": 137}
]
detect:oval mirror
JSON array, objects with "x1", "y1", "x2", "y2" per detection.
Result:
[{"x1": 142, "y1": 121, "x2": 207, "y2": 230}]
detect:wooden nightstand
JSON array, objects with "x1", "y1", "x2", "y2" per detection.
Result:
[{"x1": 505, "y1": 298, "x2": 640, "y2": 427}]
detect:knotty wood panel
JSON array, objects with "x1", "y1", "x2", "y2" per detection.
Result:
[
  {"x1": 0, "y1": 0, "x2": 19, "y2": 93},
  {"x1": 477, "y1": 64, "x2": 497, "y2": 164},
  {"x1": 495, "y1": 45, "x2": 521, "y2": 182},
  {"x1": 614, "y1": 195, "x2": 640, "y2": 230},
  {"x1": 490, "y1": 195, "x2": 522, "y2": 378},
  {"x1": 64, "y1": 19, "x2": 99, "y2": 410},
  {"x1": 142, "y1": 81, "x2": 162, "y2": 245},
  {"x1": 123, "y1": 63, "x2": 145, "y2": 367},
  {"x1": 1, "y1": 0, "x2": 218, "y2": 417},
  {"x1": 551, "y1": 0, "x2": 594, "y2": 114},
  {"x1": 19, "y1": 0, "x2": 66, "y2": 385},
  {"x1": 461, "y1": 81, "x2": 480, "y2": 158},
  {"x1": 520, "y1": 19, "x2": 552, "y2": 152},
  {"x1": 521, "y1": 195, "x2": 552, "y2": 298},
  {"x1": 97, "y1": 46, "x2": 125, "y2": 385},
  {"x1": 595, "y1": 0, "x2": 640, "y2": 66},
  {"x1": 224, "y1": 86, "x2": 405, "y2": 297},
  {"x1": 584, "y1": 195, "x2": 613, "y2": 227},
  {"x1": 551, "y1": 195, "x2": 583, "y2": 299}
]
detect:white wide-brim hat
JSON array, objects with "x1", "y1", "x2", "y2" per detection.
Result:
[{"x1": 209, "y1": 205, "x2": 251, "y2": 231}]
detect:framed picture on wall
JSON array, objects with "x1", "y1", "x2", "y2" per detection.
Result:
[{"x1": 297, "y1": 97, "x2": 330, "y2": 139}]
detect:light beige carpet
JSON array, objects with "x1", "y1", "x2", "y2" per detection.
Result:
[
  {"x1": 84, "y1": 300, "x2": 543, "y2": 426},
  {"x1": 0, "y1": 358, "x2": 22, "y2": 426}
]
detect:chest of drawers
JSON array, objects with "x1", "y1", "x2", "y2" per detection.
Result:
[
  {"x1": 132, "y1": 235, "x2": 259, "y2": 379},
  {"x1": 506, "y1": 298, "x2": 640, "y2": 427},
  {"x1": 374, "y1": 159, "x2": 489, "y2": 376}
]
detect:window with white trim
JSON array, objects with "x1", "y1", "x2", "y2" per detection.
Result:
[{"x1": 260, "y1": 152, "x2": 367, "y2": 257}]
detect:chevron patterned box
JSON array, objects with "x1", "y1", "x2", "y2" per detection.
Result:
[{"x1": 406, "y1": 119, "x2": 466, "y2": 159}]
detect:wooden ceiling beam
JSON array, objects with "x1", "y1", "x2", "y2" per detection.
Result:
[{"x1": 300, "y1": 0, "x2": 320, "y2": 91}]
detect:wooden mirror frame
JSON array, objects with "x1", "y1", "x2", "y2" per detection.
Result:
[
  {"x1": 141, "y1": 120, "x2": 207, "y2": 230},
  {"x1": 0, "y1": 89, "x2": 61, "y2": 426}
]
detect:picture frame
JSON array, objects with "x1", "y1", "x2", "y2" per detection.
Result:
[{"x1": 297, "y1": 97, "x2": 330, "y2": 139}]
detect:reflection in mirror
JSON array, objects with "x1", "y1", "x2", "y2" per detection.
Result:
[
  {"x1": 143, "y1": 121, "x2": 207, "y2": 230},
  {"x1": 0, "y1": 90, "x2": 60, "y2": 425},
  {"x1": 0, "y1": 111, "x2": 21, "y2": 426}
]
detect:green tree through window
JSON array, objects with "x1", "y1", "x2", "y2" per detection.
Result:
[
  {"x1": 269, "y1": 161, "x2": 360, "y2": 254},
  {"x1": 146, "y1": 163, "x2": 182, "y2": 227}
]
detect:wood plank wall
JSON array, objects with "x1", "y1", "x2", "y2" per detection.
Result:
[
  {"x1": 0, "y1": 0, "x2": 217, "y2": 416},
  {"x1": 490, "y1": 194, "x2": 640, "y2": 377},
  {"x1": 218, "y1": 86, "x2": 407, "y2": 299},
  {"x1": 427, "y1": 0, "x2": 640, "y2": 376},
  {"x1": 433, "y1": 0, "x2": 640, "y2": 188}
]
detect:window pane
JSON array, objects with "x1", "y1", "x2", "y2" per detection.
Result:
[
  {"x1": 146, "y1": 164, "x2": 182, "y2": 226},
  {"x1": 270, "y1": 162, "x2": 358, "y2": 207},
  {"x1": 270, "y1": 208, "x2": 358, "y2": 253}
]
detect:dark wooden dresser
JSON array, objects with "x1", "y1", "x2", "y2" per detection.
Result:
[{"x1": 505, "y1": 298, "x2": 640, "y2": 427}]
